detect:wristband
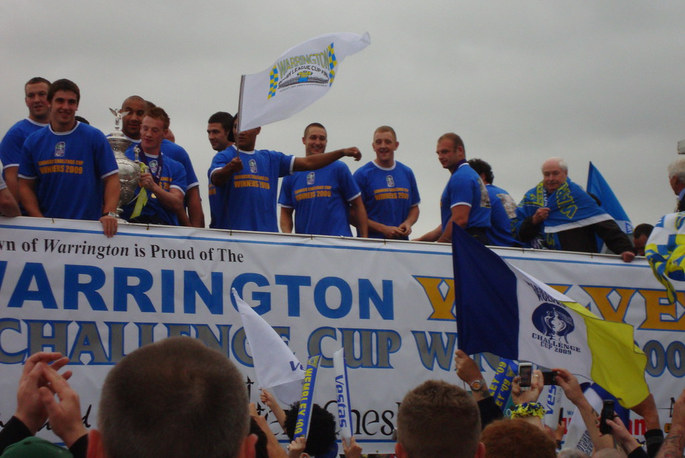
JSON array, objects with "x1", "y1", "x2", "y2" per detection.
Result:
[{"x1": 510, "y1": 402, "x2": 545, "y2": 419}]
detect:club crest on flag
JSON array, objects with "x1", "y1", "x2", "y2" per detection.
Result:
[
  {"x1": 239, "y1": 32, "x2": 369, "y2": 132},
  {"x1": 532, "y1": 302, "x2": 575, "y2": 341},
  {"x1": 267, "y1": 42, "x2": 337, "y2": 100}
]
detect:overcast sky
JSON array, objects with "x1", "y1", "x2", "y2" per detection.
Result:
[{"x1": 2, "y1": 1, "x2": 683, "y2": 237}]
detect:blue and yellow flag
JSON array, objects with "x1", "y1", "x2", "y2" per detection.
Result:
[
  {"x1": 645, "y1": 212, "x2": 685, "y2": 304},
  {"x1": 452, "y1": 224, "x2": 649, "y2": 408}
]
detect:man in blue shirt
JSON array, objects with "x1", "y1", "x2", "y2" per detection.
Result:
[
  {"x1": 0, "y1": 77, "x2": 51, "y2": 202},
  {"x1": 18, "y1": 79, "x2": 120, "y2": 237},
  {"x1": 119, "y1": 96, "x2": 204, "y2": 227},
  {"x1": 468, "y1": 158, "x2": 518, "y2": 247},
  {"x1": 279, "y1": 123, "x2": 367, "y2": 237},
  {"x1": 354, "y1": 126, "x2": 420, "y2": 239},
  {"x1": 415, "y1": 133, "x2": 490, "y2": 244},
  {"x1": 120, "y1": 107, "x2": 187, "y2": 226},
  {"x1": 206, "y1": 111, "x2": 235, "y2": 229},
  {"x1": 209, "y1": 115, "x2": 362, "y2": 232}
]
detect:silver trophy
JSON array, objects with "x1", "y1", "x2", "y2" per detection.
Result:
[{"x1": 107, "y1": 108, "x2": 140, "y2": 216}]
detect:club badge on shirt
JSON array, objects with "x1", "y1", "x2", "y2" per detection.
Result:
[{"x1": 54, "y1": 142, "x2": 66, "y2": 158}]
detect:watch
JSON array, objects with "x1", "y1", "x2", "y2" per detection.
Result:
[
  {"x1": 102, "y1": 212, "x2": 117, "y2": 218},
  {"x1": 469, "y1": 379, "x2": 488, "y2": 394}
]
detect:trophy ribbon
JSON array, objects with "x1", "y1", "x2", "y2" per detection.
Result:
[{"x1": 130, "y1": 162, "x2": 149, "y2": 220}]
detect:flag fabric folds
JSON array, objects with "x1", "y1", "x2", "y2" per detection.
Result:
[
  {"x1": 233, "y1": 288, "x2": 304, "y2": 405},
  {"x1": 645, "y1": 212, "x2": 685, "y2": 303},
  {"x1": 238, "y1": 32, "x2": 370, "y2": 132},
  {"x1": 452, "y1": 225, "x2": 649, "y2": 407},
  {"x1": 586, "y1": 161, "x2": 632, "y2": 234},
  {"x1": 294, "y1": 355, "x2": 321, "y2": 440}
]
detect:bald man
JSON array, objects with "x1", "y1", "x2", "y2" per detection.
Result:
[{"x1": 515, "y1": 157, "x2": 634, "y2": 262}]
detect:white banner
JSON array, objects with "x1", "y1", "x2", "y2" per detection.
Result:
[
  {"x1": 0, "y1": 217, "x2": 680, "y2": 454},
  {"x1": 238, "y1": 32, "x2": 370, "y2": 131}
]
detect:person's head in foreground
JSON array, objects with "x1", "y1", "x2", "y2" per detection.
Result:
[
  {"x1": 90, "y1": 336, "x2": 256, "y2": 458},
  {"x1": 480, "y1": 418, "x2": 556, "y2": 458},
  {"x1": 395, "y1": 379, "x2": 484, "y2": 458}
]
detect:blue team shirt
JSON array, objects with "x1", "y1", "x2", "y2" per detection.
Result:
[
  {"x1": 278, "y1": 161, "x2": 360, "y2": 236},
  {"x1": 120, "y1": 150, "x2": 187, "y2": 225},
  {"x1": 18, "y1": 122, "x2": 118, "y2": 220},
  {"x1": 126, "y1": 139, "x2": 198, "y2": 189},
  {"x1": 353, "y1": 160, "x2": 420, "y2": 239},
  {"x1": 1, "y1": 118, "x2": 48, "y2": 169},
  {"x1": 440, "y1": 162, "x2": 491, "y2": 230},
  {"x1": 208, "y1": 146, "x2": 236, "y2": 229},
  {"x1": 209, "y1": 148, "x2": 294, "y2": 231},
  {"x1": 485, "y1": 184, "x2": 517, "y2": 246}
]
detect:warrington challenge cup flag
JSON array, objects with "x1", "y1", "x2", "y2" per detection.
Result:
[
  {"x1": 233, "y1": 288, "x2": 305, "y2": 405},
  {"x1": 238, "y1": 32, "x2": 370, "y2": 132},
  {"x1": 451, "y1": 225, "x2": 649, "y2": 408}
]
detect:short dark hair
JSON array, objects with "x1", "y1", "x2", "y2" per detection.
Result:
[
  {"x1": 374, "y1": 125, "x2": 397, "y2": 141},
  {"x1": 303, "y1": 122, "x2": 326, "y2": 138},
  {"x1": 468, "y1": 158, "x2": 494, "y2": 184},
  {"x1": 208, "y1": 111, "x2": 235, "y2": 142},
  {"x1": 146, "y1": 106, "x2": 170, "y2": 130},
  {"x1": 98, "y1": 337, "x2": 250, "y2": 458},
  {"x1": 633, "y1": 223, "x2": 653, "y2": 239},
  {"x1": 397, "y1": 380, "x2": 480, "y2": 458},
  {"x1": 438, "y1": 132, "x2": 465, "y2": 151},
  {"x1": 120, "y1": 95, "x2": 147, "y2": 110},
  {"x1": 47, "y1": 79, "x2": 80, "y2": 103},
  {"x1": 25, "y1": 77, "x2": 50, "y2": 92},
  {"x1": 284, "y1": 403, "x2": 336, "y2": 456}
]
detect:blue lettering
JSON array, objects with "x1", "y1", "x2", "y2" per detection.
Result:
[
  {"x1": 275, "y1": 274, "x2": 311, "y2": 316},
  {"x1": 0, "y1": 260, "x2": 7, "y2": 290},
  {"x1": 161, "y1": 270, "x2": 175, "y2": 313},
  {"x1": 314, "y1": 277, "x2": 351, "y2": 318},
  {"x1": 359, "y1": 279, "x2": 393, "y2": 320},
  {"x1": 9, "y1": 262, "x2": 57, "y2": 309},
  {"x1": 231, "y1": 273, "x2": 270, "y2": 314},
  {"x1": 184, "y1": 271, "x2": 223, "y2": 315},
  {"x1": 113, "y1": 267, "x2": 155, "y2": 312},
  {"x1": 64, "y1": 264, "x2": 107, "y2": 311}
]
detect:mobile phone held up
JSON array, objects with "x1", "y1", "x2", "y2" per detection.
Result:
[
  {"x1": 599, "y1": 399, "x2": 615, "y2": 434},
  {"x1": 519, "y1": 362, "x2": 533, "y2": 390},
  {"x1": 542, "y1": 370, "x2": 558, "y2": 385}
]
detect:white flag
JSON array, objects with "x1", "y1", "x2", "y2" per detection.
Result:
[
  {"x1": 233, "y1": 288, "x2": 304, "y2": 405},
  {"x1": 333, "y1": 348, "x2": 353, "y2": 440},
  {"x1": 238, "y1": 32, "x2": 370, "y2": 132}
]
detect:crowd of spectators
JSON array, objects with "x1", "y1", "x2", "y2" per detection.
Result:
[{"x1": 0, "y1": 341, "x2": 683, "y2": 458}]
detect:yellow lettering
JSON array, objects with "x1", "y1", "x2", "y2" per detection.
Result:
[
  {"x1": 639, "y1": 289, "x2": 685, "y2": 330},
  {"x1": 581, "y1": 286, "x2": 636, "y2": 323},
  {"x1": 548, "y1": 284, "x2": 572, "y2": 295},
  {"x1": 413, "y1": 276, "x2": 455, "y2": 320}
]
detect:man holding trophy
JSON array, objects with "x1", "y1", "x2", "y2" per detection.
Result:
[{"x1": 118, "y1": 107, "x2": 187, "y2": 226}]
